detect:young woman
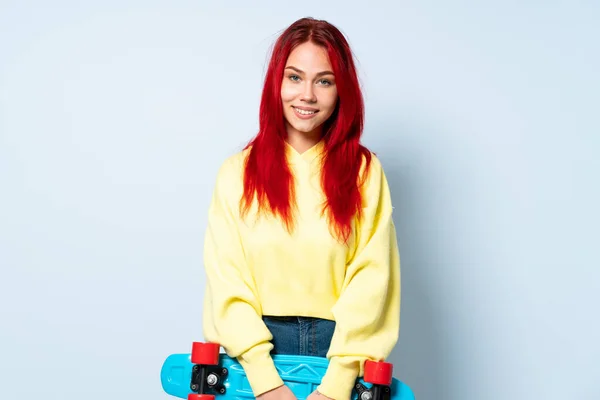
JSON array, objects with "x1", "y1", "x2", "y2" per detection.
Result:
[{"x1": 201, "y1": 17, "x2": 401, "y2": 400}]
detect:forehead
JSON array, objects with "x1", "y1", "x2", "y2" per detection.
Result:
[{"x1": 285, "y1": 41, "x2": 332, "y2": 70}]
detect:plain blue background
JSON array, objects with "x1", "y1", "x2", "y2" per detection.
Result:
[{"x1": 1, "y1": 1, "x2": 598, "y2": 399}]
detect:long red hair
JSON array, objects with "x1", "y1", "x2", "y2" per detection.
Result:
[{"x1": 241, "y1": 17, "x2": 372, "y2": 243}]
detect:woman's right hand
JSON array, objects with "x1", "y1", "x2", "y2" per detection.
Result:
[{"x1": 256, "y1": 384, "x2": 298, "y2": 400}]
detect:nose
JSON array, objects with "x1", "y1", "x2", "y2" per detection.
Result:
[{"x1": 300, "y1": 82, "x2": 316, "y2": 103}]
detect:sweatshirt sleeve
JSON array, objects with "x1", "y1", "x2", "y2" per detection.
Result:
[
  {"x1": 317, "y1": 156, "x2": 401, "y2": 400},
  {"x1": 201, "y1": 157, "x2": 284, "y2": 396}
]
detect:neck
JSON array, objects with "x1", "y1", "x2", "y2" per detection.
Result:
[{"x1": 285, "y1": 128, "x2": 322, "y2": 154}]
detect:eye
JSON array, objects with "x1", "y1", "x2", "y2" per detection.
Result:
[
  {"x1": 318, "y1": 79, "x2": 332, "y2": 86},
  {"x1": 289, "y1": 74, "x2": 300, "y2": 82}
]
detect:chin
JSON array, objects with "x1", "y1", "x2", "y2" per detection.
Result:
[{"x1": 294, "y1": 124, "x2": 320, "y2": 135}]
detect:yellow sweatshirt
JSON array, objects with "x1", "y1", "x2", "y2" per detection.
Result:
[{"x1": 202, "y1": 140, "x2": 401, "y2": 400}]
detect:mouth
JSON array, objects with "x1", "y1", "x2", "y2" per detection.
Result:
[{"x1": 292, "y1": 106, "x2": 319, "y2": 118}]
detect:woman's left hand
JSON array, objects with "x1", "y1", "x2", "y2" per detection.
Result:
[{"x1": 306, "y1": 390, "x2": 334, "y2": 400}]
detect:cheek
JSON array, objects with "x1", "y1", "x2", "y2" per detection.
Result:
[
  {"x1": 322, "y1": 91, "x2": 339, "y2": 114},
  {"x1": 280, "y1": 83, "x2": 297, "y2": 103}
]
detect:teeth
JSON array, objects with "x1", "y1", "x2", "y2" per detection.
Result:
[{"x1": 294, "y1": 107, "x2": 316, "y2": 115}]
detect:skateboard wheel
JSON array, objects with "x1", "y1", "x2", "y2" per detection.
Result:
[
  {"x1": 364, "y1": 360, "x2": 393, "y2": 386},
  {"x1": 188, "y1": 395, "x2": 215, "y2": 400},
  {"x1": 191, "y1": 342, "x2": 220, "y2": 365}
]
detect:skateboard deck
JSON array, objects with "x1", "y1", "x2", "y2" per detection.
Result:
[{"x1": 161, "y1": 343, "x2": 415, "y2": 400}]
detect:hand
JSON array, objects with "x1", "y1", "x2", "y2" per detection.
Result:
[
  {"x1": 307, "y1": 390, "x2": 334, "y2": 400},
  {"x1": 256, "y1": 384, "x2": 298, "y2": 400}
]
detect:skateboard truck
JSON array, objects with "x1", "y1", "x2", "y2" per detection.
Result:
[
  {"x1": 355, "y1": 360, "x2": 394, "y2": 400},
  {"x1": 188, "y1": 342, "x2": 228, "y2": 400},
  {"x1": 355, "y1": 382, "x2": 391, "y2": 400}
]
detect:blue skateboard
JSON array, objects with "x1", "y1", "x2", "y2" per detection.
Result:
[{"x1": 161, "y1": 342, "x2": 415, "y2": 400}]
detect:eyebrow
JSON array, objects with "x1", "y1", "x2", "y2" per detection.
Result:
[{"x1": 285, "y1": 66, "x2": 334, "y2": 77}]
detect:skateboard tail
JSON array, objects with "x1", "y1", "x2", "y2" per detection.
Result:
[{"x1": 161, "y1": 353, "x2": 194, "y2": 398}]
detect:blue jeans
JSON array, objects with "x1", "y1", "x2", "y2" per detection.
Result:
[{"x1": 262, "y1": 316, "x2": 336, "y2": 357}]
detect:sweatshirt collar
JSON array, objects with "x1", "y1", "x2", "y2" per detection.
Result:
[{"x1": 285, "y1": 139, "x2": 325, "y2": 165}]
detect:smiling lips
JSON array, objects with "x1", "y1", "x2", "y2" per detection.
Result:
[{"x1": 293, "y1": 106, "x2": 319, "y2": 118}]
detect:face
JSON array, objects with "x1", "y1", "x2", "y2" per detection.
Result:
[{"x1": 281, "y1": 41, "x2": 338, "y2": 140}]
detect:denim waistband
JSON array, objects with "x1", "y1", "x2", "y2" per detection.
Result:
[{"x1": 262, "y1": 315, "x2": 336, "y2": 358}]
